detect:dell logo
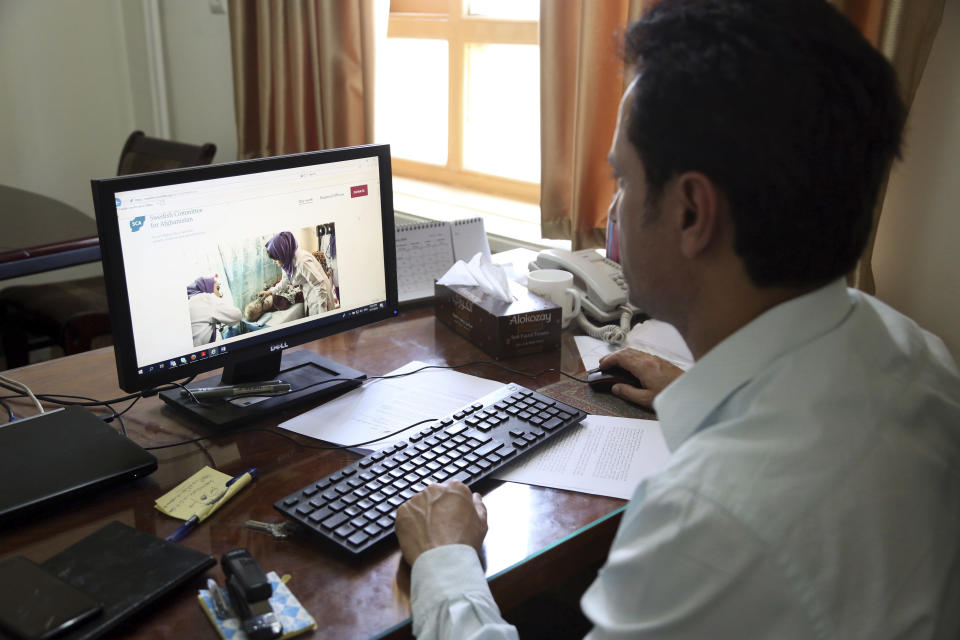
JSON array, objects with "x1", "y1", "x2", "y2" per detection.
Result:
[{"x1": 269, "y1": 342, "x2": 288, "y2": 352}]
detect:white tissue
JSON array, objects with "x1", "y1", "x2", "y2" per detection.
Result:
[{"x1": 436, "y1": 252, "x2": 513, "y2": 302}]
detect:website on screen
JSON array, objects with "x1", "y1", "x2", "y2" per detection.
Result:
[{"x1": 114, "y1": 157, "x2": 387, "y2": 368}]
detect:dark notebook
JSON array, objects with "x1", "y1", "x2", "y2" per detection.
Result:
[
  {"x1": 0, "y1": 406, "x2": 157, "y2": 524},
  {"x1": 37, "y1": 521, "x2": 215, "y2": 640}
]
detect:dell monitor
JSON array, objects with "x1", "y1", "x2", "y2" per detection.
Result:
[{"x1": 91, "y1": 144, "x2": 397, "y2": 428}]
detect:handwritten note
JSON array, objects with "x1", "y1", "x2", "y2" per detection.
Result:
[{"x1": 155, "y1": 466, "x2": 233, "y2": 521}]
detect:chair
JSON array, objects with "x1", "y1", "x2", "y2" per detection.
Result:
[
  {"x1": 0, "y1": 132, "x2": 217, "y2": 369},
  {"x1": 116, "y1": 130, "x2": 217, "y2": 176},
  {"x1": 0, "y1": 276, "x2": 112, "y2": 367}
]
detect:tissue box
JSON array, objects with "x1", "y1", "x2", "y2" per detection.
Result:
[{"x1": 434, "y1": 280, "x2": 561, "y2": 359}]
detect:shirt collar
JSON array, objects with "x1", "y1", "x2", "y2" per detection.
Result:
[{"x1": 653, "y1": 278, "x2": 853, "y2": 451}]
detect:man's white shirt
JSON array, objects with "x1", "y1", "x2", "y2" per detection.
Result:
[{"x1": 409, "y1": 279, "x2": 960, "y2": 639}]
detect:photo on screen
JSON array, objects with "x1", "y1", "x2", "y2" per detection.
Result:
[{"x1": 185, "y1": 223, "x2": 341, "y2": 348}]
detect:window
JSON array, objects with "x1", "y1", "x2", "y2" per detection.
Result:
[{"x1": 375, "y1": 0, "x2": 540, "y2": 204}]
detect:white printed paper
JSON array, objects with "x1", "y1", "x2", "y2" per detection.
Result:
[{"x1": 492, "y1": 415, "x2": 670, "y2": 499}]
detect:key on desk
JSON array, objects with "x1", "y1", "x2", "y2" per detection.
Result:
[{"x1": 244, "y1": 520, "x2": 296, "y2": 539}]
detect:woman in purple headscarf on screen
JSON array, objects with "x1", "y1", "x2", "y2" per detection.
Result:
[
  {"x1": 261, "y1": 231, "x2": 333, "y2": 317},
  {"x1": 187, "y1": 275, "x2": 241, "y2": 346}
]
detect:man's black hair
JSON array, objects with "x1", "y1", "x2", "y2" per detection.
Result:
[{"x1": 624, "y1": 0, "x2": 905, "y2": 288}]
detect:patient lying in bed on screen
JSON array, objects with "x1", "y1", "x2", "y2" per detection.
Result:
[{"x1": 243, "y1": 283, "x2": 305, "y2": 325}]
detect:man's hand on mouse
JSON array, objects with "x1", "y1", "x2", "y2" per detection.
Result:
[
  {"x1": 598, "y1": 349, "x2": 684, "y2": 409},
  {"x1": 395, "y1": 481, "x2": 488, "y2": 566}
]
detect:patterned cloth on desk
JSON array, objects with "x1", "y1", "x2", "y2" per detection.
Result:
[{"x1": 198, "y1": 571, "x2": 316, "y2": 640}]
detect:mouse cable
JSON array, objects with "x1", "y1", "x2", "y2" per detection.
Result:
[
  {"x1": 142, "y1": 417, "x2": 438, "y2": 452},
  {"x1": 364, "y1": 360, "x2": 592, "y2": 384},
  {"x1": 178, "y1": 360, "x2": 593, "y2": 405},
  {"x1": 3, "y1": 360, "x2": 592, "y2": 417}
]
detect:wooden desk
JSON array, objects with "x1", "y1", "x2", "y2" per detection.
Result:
[
  {"x1": 0, "y1": 306, "x2": 625, "y2": 639},
  {"x1": 0, "y1": 184, "x2": 100, "y2": 279}
]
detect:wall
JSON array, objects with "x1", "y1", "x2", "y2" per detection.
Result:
[
  {"x1": 0, "y1": 0, "x2": 236, "y2": 286},
  {"x1": 0, "y1": 0, "x2": 236, "y2": 213},
  {"x1": 0, "y1": 0, "x2": 134, "y2": 217},
  {"x1": 114, "y1": 0, "x2": 236, "y2": 162},
  {"x1": 873, "y1": 0, "x2": 960, "y2": 359},
  {"x1": 157, "y1": 0, "x2": 237, "y2": 164}
]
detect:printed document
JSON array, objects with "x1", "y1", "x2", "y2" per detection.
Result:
[
  {"x1": 493, "y1": 415, "x2": 670, "y2": 500},
  {"x1": 278, "y1": 360, "x2": 502, "y2": 451}
]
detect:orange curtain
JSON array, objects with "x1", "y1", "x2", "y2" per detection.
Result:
[
  {"x1": 228, "y1": 0, "x2": 377, "y2": 159},
  {"x1": 835, "y1": 0, "x2": 945, "y2": 292},
  {"x1": 539, "y1": 1, "x2": 653, "y2": 250}
]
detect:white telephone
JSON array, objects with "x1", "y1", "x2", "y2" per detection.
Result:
[{"x1": 532, "y1": 248, "x2": 641, "y2": 344}]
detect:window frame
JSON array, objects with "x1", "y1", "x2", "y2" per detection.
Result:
[{"x1": 385, "y1": 0, "x2": 540, "y2": 203}]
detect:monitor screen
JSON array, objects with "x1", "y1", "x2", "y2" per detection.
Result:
[{"x1": 92, "y1": 144, "x2": 397, "y2": 426}]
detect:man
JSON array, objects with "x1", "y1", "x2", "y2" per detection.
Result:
[{"x1": 396, "y1": 1, "x2": 960, "y2": 638}]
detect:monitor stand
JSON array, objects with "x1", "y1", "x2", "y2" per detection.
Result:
[{"x1": 158, "y1": 350, "x2": 365, "y2": 429}]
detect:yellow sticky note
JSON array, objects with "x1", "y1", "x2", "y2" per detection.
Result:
[
  {"x1": 199, "y1": 472, "x2": 253, "y2": 522},
  {"x1": 155, "y1": 466, "x2": 232, "y2": 521}
]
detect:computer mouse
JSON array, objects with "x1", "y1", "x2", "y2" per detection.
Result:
[{"x1": 586, "y1": 366, "x2": 644, "y2": 393}]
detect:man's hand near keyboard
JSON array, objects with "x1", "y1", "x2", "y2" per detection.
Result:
[
  {"x1": 396, "y1": 481, "x2": 487, "y2": 566},
  {"x1": 396, "y1": 482, "x2": 519, "y2": 640}
]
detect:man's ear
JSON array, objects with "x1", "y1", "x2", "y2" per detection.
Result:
[{"x1": 675, "y1": 171, "x2": 720, "y2": 258}]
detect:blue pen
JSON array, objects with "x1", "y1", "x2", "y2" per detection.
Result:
[
  {"x1": 226, "y1": 467, "x2": 258, "y2": 487},
  {"x1": 166, "y1": 468, "x2": 258, "y2": 543}
]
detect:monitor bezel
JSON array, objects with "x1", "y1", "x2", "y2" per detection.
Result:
[{"x1": 91, "y1": 143, "x2": 397, "y2": 394}]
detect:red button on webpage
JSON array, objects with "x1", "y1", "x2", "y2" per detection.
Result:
[{"x1": 351, "y1": 184, "x2": 368, "y2": 198}]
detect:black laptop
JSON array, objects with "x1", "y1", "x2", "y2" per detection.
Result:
[{"x1": 0, "y1": 406, "x2": 157, "y2": 524}]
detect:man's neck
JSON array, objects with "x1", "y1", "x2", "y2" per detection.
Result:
[{"x1": 680, "y1": 280, "x2": 818, "y2": 361}]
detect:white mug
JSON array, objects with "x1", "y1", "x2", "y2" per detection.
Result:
[{"x1": 527, "y1": 269, "x2": 582, "y2": 329}]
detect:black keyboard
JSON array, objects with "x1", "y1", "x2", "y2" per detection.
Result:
[{"x1": 274, "y1": 383, "x2": 586, "y2": 554}]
